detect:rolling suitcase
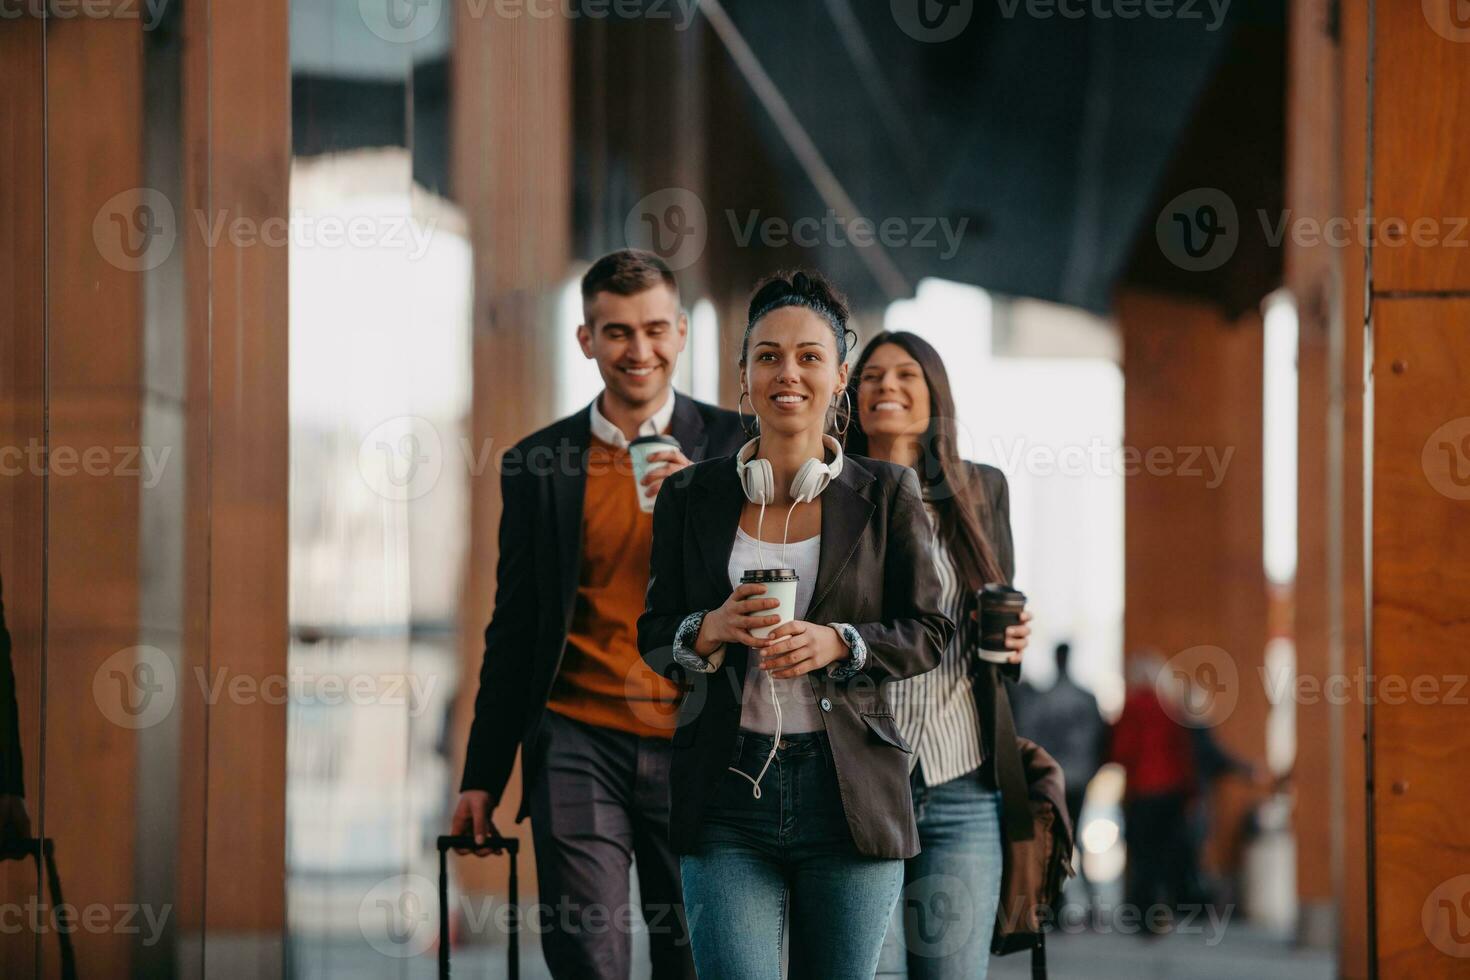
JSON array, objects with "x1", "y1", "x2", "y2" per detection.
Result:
[{"x1": 436, "y1": 834, "x2": 520, "y2": 980}]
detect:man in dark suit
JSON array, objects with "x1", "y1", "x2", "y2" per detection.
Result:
[
  {"x1": 0, "y1": 569, "x2": 29, "y2": 855},
  {"x1": 451, "y1": 249, "x2": 745, "y2": 980}
]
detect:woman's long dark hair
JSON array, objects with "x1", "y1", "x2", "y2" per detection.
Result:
[{"x1": 847, "y1": 331, "x2": 1006, "y2": 589}]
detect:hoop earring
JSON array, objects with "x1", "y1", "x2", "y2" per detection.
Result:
[
  {"x1": 738, "y1": 390, "x2": 758, "y2": 436},
  {"x1": 828, "y1": 388, "x2": 853, "y2": 438}
]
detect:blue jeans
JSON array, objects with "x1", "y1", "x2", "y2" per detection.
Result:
[
  {"x1": 877, "y1": 764, "x2": 1004, "y2": 980},
  {"x1": 679, "y1": 730, "x2": 905, "y2": 980}
]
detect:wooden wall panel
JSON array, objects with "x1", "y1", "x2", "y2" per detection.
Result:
[
  {"x1": 1367, "y1": 1, "x2": 1470, "y2": 975},
  {"x1": 1337, "y1": 2, "x2": 1370, "y2": 973},
  {"x1": 0, "y1": 12, "x2": 47, "y2": 978},
  {"x1": 41, "y1": 13, "x2": 145, "y2": 976},
  {"x1": 1371, "y1": 2, "x2": 1470, "y2": 292},
  {"x1": 1370, "y1": 298, "x2": 1470, "y2": 976}
]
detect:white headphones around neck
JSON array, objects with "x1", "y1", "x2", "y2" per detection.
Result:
[{"x1": 734, "y1": 434, "x2": 844, "y2": 505}]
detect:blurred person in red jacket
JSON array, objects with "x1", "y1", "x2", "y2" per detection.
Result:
[{"x1": 1108, "y1": 652, "x2": 1196, "y2": 930}]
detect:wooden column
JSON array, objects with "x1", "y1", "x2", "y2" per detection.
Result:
[
  {"x1": 1284, "y1": 0, "x2": 1370, "y2": 964},
  {"x1": 1118, "y1": 288, "x2": 1270, "y2": 885},
  {"x1": 450, "y1": 7, "x2": 573, "y2": 907},
  {"x1": 1367, "y1": 2, "x2": 1470, "y2": 975},
  {"x1": 188, "y1": 1, "x2": 292, "y2": 973}
]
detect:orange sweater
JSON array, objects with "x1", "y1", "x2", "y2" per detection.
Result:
[{"x1": 545, "y1": 436, "x2": 680, "y2": 738}]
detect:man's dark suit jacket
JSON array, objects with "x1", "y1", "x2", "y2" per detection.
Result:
[
  {"x1": 0, "y1": 572, "x2": 21, "y2": 798},
  {"x1": 637, "y1": 453, "x2": 953, "y2": 860},
  {"x1": 460, "y1": 392, "x2": 745, "y2": 819}
]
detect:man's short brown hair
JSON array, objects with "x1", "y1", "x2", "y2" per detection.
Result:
[{"x1": 580, "y1": 248, "x2": 680, "y2": 303}]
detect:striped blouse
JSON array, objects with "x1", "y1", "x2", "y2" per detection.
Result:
[{"x1": 887, "y1": 502, "x2": 985, "y2": 787}]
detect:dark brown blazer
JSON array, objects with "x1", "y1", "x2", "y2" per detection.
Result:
[{"x1": 637, "y1": 452, "x2": 953, "y2": 860}]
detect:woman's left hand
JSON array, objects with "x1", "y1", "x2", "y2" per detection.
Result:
[
  {"x1": 969, "y1": 608, "x2": 1033, "y2": 665},
  {"x1": 758, "y1": 620, "x2": 850, "y2": 678}
]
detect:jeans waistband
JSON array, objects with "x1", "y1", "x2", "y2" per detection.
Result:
[{"x1": 731, "y1": 728, "x2": 828, "y2": 762}]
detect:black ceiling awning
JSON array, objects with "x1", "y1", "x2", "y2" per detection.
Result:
[{"x1": 715, "y1": 0, "x2": 1285, "y2": 316}]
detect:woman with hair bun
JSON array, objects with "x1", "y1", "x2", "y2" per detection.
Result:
[{"x1": 638, "y1": 271, "x2": 951, "y2": 979}]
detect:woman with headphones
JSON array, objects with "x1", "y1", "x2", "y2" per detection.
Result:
[{"x1": 638, "y1": 271, "x2": 952, "y2": 979}]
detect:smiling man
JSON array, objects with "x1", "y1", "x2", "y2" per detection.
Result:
[{"x1": 451, "y1": 250, "x2": 744, "y2": 980}]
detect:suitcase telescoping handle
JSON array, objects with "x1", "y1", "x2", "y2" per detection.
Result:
[{"x1": 436, "y1": 835, "x2": 520, "y2": 980}]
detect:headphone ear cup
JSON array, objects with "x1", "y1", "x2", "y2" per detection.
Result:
[
  {"x1": 789, "y1": 458, "x2": 830, "y2": 504},
  {"x1": 742, "y1": 457, "x2": 775, "y2": 504}
]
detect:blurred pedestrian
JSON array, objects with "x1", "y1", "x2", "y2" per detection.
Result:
[
  {"x1": 1012, "y1": 642, "x2": 1105, "y2": 908},
  {"x1": 1108, "y1": 653, "x2": 1196, "y2": 932}
]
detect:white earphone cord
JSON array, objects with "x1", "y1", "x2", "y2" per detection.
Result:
[{"x1": 730, "y1": 497, "x2": 802, "y2": 799}]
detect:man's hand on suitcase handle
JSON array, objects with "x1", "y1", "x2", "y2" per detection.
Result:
[
  {"x1": 0, "y1": 795, "x2": 32, "y2": 860},
  {"x1": 450, "y1": 790, "x2": 507, "y2": 855}
]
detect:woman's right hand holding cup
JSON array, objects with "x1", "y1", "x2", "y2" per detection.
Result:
[{"x1": 695, "y1": 583, "x2": 782, "y2": 655}]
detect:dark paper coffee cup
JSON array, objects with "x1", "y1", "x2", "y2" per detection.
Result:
[{"x1": 976, "y1": 583, "x2": 1026, "y2": 664}]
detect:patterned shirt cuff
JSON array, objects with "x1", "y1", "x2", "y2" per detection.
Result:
[
  {"x1": 673, "y1": 610, "x2": 723, "y2": 673},
  {"x1": 825, "y1": 622, "x2": 867, "y2": 680}
]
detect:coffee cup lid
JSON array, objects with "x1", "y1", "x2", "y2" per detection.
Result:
[
  {"x1": 741, "y1": 568, "x2": 797, "y2": 583},
  {"x1": 629, "y1": 434, "x2": 680, "y2": 448},
  {"x1": 980, "y1": 583, "x2": 1026, "y2": 602}
]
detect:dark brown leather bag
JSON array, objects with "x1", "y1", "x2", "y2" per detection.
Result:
[{"x1": 985, "y1": 669, "x2": 1075, "y2": 977}]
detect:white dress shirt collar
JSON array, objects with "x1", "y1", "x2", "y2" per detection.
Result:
[{"x1": 589, "y1": 388, "x2": 676, "y2": 449}]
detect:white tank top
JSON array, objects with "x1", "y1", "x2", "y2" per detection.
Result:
[{"x1": 727, "y1": 527, "x2": 824, "y2": 734}]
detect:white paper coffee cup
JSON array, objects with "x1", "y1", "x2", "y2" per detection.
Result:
[
  {"x1": 628, "y1": 434, "x2": 681, "y2": 513},
  {"x1": 741, "y1": 568, "x2": 798, "y2": 639}
]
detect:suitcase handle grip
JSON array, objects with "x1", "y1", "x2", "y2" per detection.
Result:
[
  {"x1": 436, "y1": 834, "x2": 520, "y2": 979},
  {"x1": 437, "y1": 834, "x2": 519, "y2": 855}
]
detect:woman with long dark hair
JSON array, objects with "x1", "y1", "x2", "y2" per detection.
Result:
[
  {"x1": 638, "y1": 274, "x2": 952, "y2": 979},
  {"x1": 848, "y1": 331, "x2": 1032, "y2": 980}
]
